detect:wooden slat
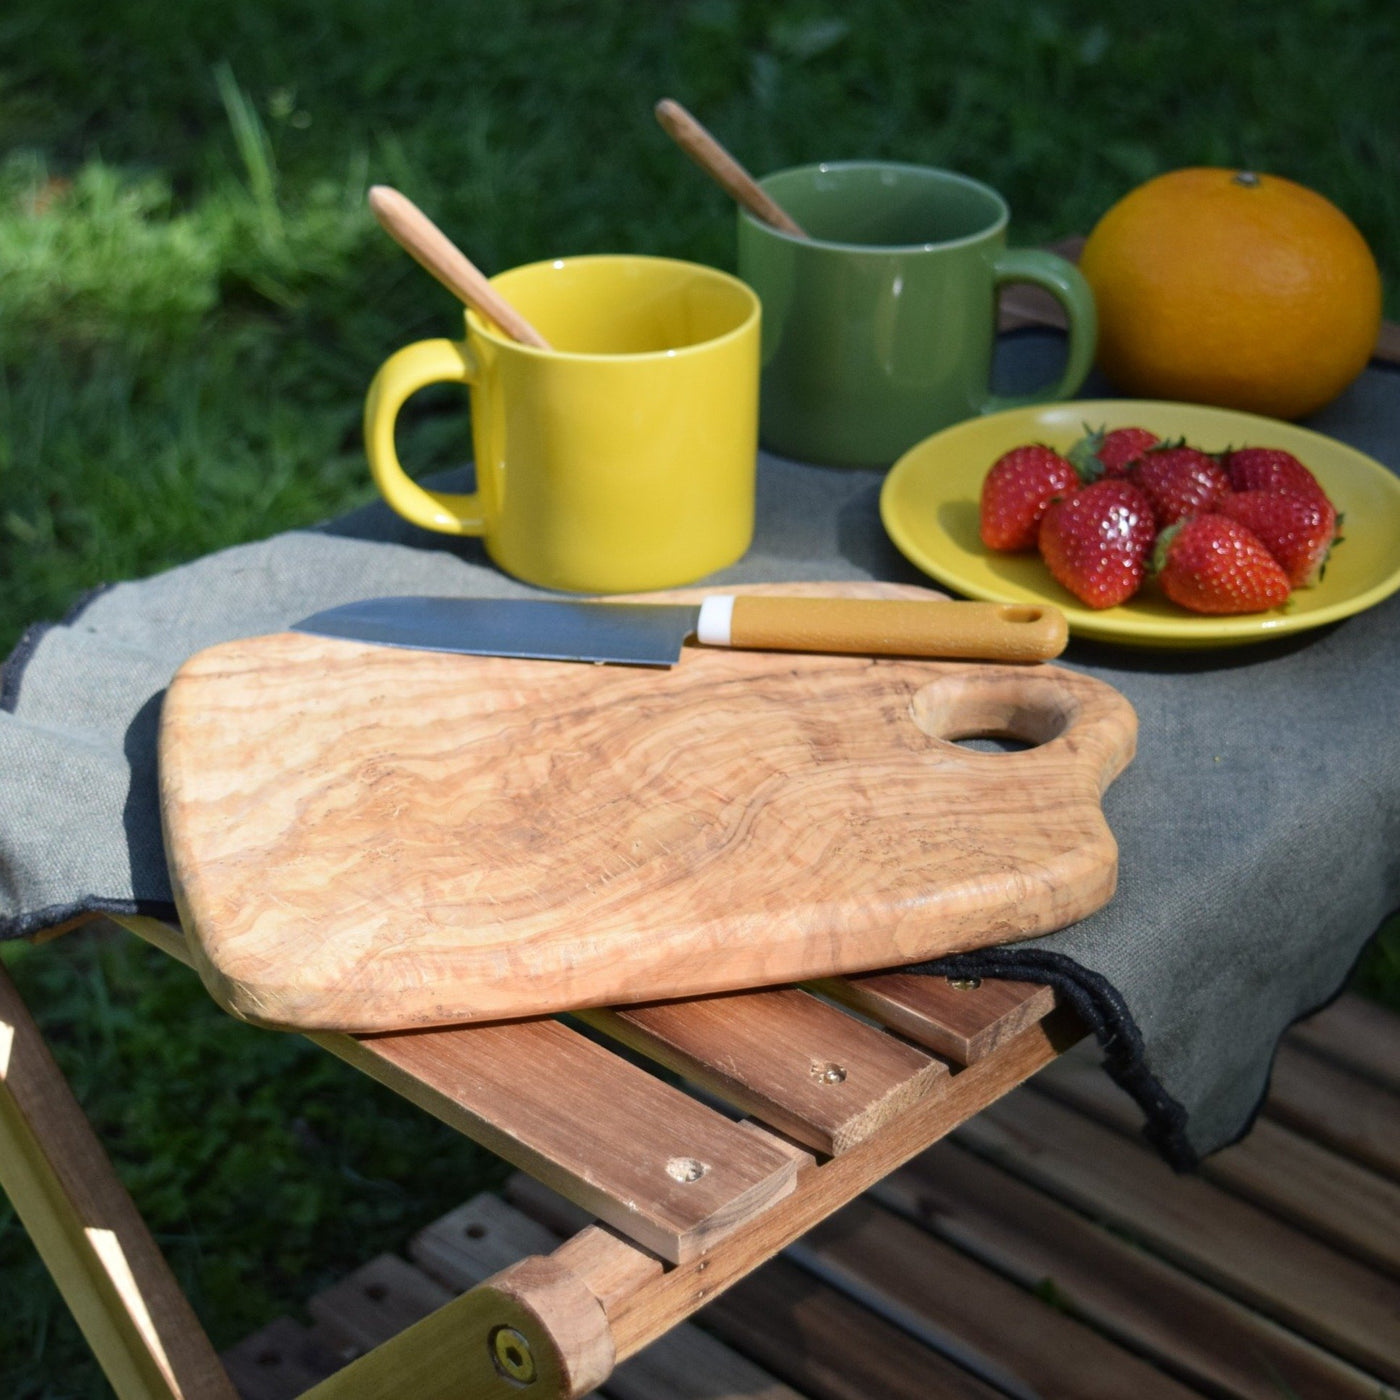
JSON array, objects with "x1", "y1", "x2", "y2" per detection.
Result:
[
  {"x1": 307, "y1": 1254, "x2": 454, "y2": 1357},
  {"x1": 1035, "y1": 1048, "x2": 1400, "y2": 1277},
  {"x1": 1265, "y1": 1040, "x2": 1400, "y2": 1179},
  {"x1": 411, "y1": 1193, "x2": 798, "y2": 1400},
  {"x1": 702, "y1": 1256, "x2": 1002, "y2": 1400},
  {"x1": 582, "y1": 986, "x2": 946, "y2": 1154},
  {"x1": 956, "y1": 1088, "x2": 1400, "y2": 1382},
  {"x1": 112, "y1": 914, "x2": 797, "y2": 1265},
  {"x1": 874, "y1": 1142, "x2": 1389, "y2": 1399},
  {"x1": 329, "y1": 1017, "x2": 799, "y2": 1265},
  {"x1": 812, "y1": 973, "x2": 1055, "y2": 1065},
  {"x1": 794, "y1": 1198, "x2": 1200, "y2": 1400},
  {"x1": 554, "y1": 1009, "x2": 1083, "y2": 1364},
  {"x1": 0, "y1": 960, "x2": 240, "y2": 1400},
  {"x1": 115, "y1": 915, "x2": 1080, "y2": 1367},
  {"x1": 1288, "y1": 993, "x2": 1400, "y2": 1093}
]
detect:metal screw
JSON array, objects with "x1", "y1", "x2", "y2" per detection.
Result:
[
  {"x1": 947, "y1": 976, "x2": 982, "y2": 992},
  {"x1": 1233, "y1": 171, "x2": 1261, "y2": 187},
  {"x1": 813, "y1": 1061, "x2": 848, "y2": 1084},
  {"x1": 666, "y1": 1156, "x2": 709, "y2": 1183},
  {"x1": 490, "y1": 1326, "x2": 536, "y2": 1383}
]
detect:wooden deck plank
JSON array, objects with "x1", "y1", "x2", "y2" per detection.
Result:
[
  {"x1": 1288, "y1": 993, "x2": 1400, "y2": 1093},
  {"x1": 1265, "y1": 1040, "x2": 1400, "y2": 1179},
  {"x1": 810, "y1": 973, "x2": 1056, "y2": 1065},
  {"x1": 581, "y1": 986, "x2": 947, "y2": 1154},
  {"x1": 794, "y1": 1198, "x2": 1201, "y2": 1400},
  {"x1": 306, "y1": 1254, "x2": 453, "y2": 1357},
  {"x1": 873, "y1": 1142, "x2": 1390, "y2": 1399},
  {"x1": 1036, "y1": 1048, "x2": 1400, "y2": 1277},
  {"x1": 956, "y1": 1087, "x2": 1400, "y2": 1382},
  {"x1": 329, "y1": 1016, "x2": 800, "y2": 1264},
  {"x1": 220, "y1": 1318, "x2": 345, "y2": 1400},
  {"x1": 411, "y1": 1196, "x2": 560, "y2": 1287},
  {"x1": 701, "y1": 1256, "x2": 1002, "y2": 1400}
]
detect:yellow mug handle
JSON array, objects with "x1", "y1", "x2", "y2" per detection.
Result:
[{"x1": 363, "y1": 338, "x2": 483, "y2": 534}]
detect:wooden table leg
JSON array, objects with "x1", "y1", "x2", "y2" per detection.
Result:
[
  {"x1": 296, "y1": 1254, "x2": 615, "y2": 1400},
  {"x1": 0, "y1": 960, "x2": 239, "y2": 1400}
]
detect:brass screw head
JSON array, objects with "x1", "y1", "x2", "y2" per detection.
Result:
[
  {"x1": 947, "y1": 976, "x2": 982, "y2": 992},
  {"x1": 490, "y1": 1325, "x2": 537, "y2": 1383}
]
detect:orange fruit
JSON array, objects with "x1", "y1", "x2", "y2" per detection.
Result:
[{"x1": 1080, "y1": 168, "x2": 1382, "y2": 420}]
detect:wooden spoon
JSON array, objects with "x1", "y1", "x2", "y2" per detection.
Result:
[
  {"x1": 654, "y1": 98, "x2": 807, "y2": 238},
  {"x1": 368, "y1": 185, "x2": 551, "y2": 349}
]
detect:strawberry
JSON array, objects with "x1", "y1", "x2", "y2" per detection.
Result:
[
  {"x1": 1129, "y1": 445, "x2": 1230, "y2": 527},
  {"x1": 1223, "y1": 447, "x2": 1329, "y2": 506},
  {"x1": 1153, "y1": 515, "x2": 1292, "y2": 614},
  {"x1": 979, "y1": 444, "x2": 1080, "y2": 551},
  {"x1": 1037, "y1": 478, "x2": 1156, "y2": 609},
  {"x1": 1216, "y1": 489, "x2": 1340, "y2": 587},
  {"x1": 1068, "y1": 424, "x2": 1160, "y2": 479}
]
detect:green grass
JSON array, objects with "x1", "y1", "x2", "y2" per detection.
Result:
[{"x1": 2, "y1": 2, "x2": 1398, "y2": 1393}]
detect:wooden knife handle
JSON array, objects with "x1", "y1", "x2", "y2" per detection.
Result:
[{"x1": 711, "y1": 596, "x2": 1068, "y2": 663}]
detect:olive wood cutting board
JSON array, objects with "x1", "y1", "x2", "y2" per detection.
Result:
[{"x1": 159, "y1": 582, "x2": 1137, "y2": 1032}]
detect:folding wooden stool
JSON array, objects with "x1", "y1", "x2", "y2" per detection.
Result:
[{"x1": 0, "y1": 911, "x2": 1079, "y2": 1399}]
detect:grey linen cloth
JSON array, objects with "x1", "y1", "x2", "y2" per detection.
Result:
[{"x1": 2, "y1": 333, "x2": 1397, "y2": 1168}]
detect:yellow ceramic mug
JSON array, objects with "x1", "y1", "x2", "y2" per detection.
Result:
[{"x1": 364, "y1": 254, "x2": 761, "y2": 593}]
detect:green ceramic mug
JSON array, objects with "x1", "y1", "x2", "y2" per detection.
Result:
[{"x1": 738, "y1": 162, "x2": 1097, "y2": 468}]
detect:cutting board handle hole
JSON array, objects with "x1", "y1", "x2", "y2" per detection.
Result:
[
  {"x1": 910, "y1": 673, "x2": 1077, "y2": 751},
  {"x1": 947, "y1": 734, "x2": 1035, "y2": 753}
]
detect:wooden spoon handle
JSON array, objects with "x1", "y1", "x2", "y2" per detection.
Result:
[
  {"x1": 654, "y1": 98, "x2": 807, "y2": 238},
  {"x1": 697, "y1": 596, "x2": 1069, "y2": 663},
  {"x1": 368, "y1": 185, "x2": 551, "y2": 349}
]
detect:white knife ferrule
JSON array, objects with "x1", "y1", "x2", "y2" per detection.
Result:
[{"x1": 696, "y1": 595, "x2": 736, "y2": 648}]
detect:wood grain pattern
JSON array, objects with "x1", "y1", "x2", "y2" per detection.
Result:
[
  {"x1": 1285, "y1": 993, "x2": 1400, "y2": 1095},
  {"x1": 701, "y1": 1255, "x2": 1003, "y2": 1400},
  {"x1": 1036, "y1": 1045, "x2": 1400, "y2": 1277},
  {"x1": 562, "y1": 1008, "x2": 1084, "y2": 1363},
  {"x1": 1265, "y1": 1040, "x2": 1400, "y2": 1179},
  {"x1": 327, "y1": 1015, "x2": 799, "y2": 1265},
  {"x1": 581, "y1": 985, "x2": 948, "y2": 1155},
  {"x1": 158, "y1": 582, "x2": 1136, "y2": 1032},
  {"x1": 956, "y1": 1087, "x2": 1400, "y2": 1381},
  {"x1": 813, "y1": 972, "x2": 1056, "y2": 1065},
  {"x1": 875, "y1": 1143, "x2": 1389, "y2": 1400},
  {"x1": 795, "y1": 1198, "x2": 1201, "y2": 1400}
]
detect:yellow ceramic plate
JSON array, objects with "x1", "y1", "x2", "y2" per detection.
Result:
[{"x1": 880, "y1": 399, "x2": 1400, "y2": 647}]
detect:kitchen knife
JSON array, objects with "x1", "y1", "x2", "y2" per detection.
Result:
[{"x1": 292, "y1": 594, "x2": 1067, "y2": 665}]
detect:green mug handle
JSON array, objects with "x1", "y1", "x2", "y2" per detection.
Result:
[{"x1": 982, "y1": 248, "x2": 1097, "y2": 415}]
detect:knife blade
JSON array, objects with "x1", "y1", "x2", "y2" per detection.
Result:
[{"x1": 291, "y1": 594, "x2": 1067, "y2": 666}]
